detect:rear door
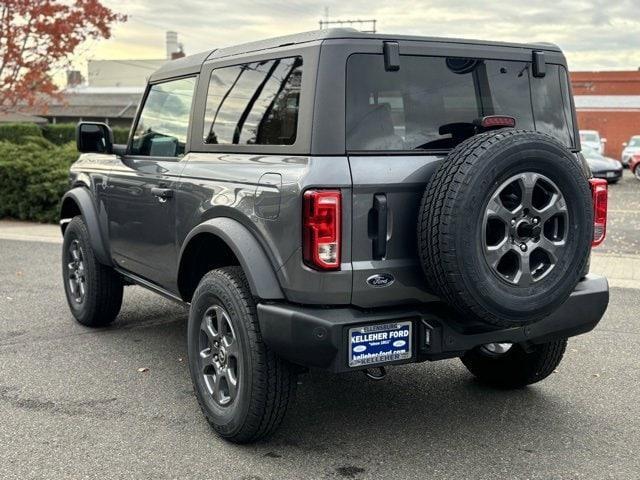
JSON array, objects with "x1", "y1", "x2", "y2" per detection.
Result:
[
  {"x1": 106, "y1": 76, "x2": 197, "y2": 290},
  {"x1": 346, "y1": 50, "x2": 577, "y2": 308}
]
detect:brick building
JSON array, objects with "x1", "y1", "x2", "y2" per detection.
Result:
[{"x1": 571, "y1": 71, "x2": 640, "y2": 159}]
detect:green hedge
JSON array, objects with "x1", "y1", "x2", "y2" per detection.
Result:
[
  {"x1": 0, "y1": 141, "x2": 78, "y2": 223},
  {"x1": 42, "y1": 123, "x2": 130, "y2": 145},
  {"x1": 42, "y1": 124, "x2": 76, "y2": 145},
  {"x1": 0, "y1": 122, "x2": 131, "y2": 223},
  {"x1": 113, "y1": 126, "x2": 130, "y2": 144},
  {"x1": 0, "y1": 123, "x2": 43, "y2": 144}
]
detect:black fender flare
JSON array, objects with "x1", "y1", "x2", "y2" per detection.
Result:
[
  {"x1": 179, "y1": 218, "x2": 284, "y2": 300},
  {"x1": 60, "y1": 187, "x2": 112, "y2": 266}
]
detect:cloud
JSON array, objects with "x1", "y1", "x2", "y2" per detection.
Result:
[{"x1": 89, "y1": 0, "x2": 640, "y2": 71}]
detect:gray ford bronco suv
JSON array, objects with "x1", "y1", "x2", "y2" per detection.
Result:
[{"x1": 61, "y1": 29, "x2": 609, "y2": 443}]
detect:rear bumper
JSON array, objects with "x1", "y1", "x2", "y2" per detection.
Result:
[{"x1": 257, "y1": 274, "x2": 609, "y2": 373}]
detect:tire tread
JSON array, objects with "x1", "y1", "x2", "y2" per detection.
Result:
[{"x1": 191, "y1": 266, "x2": 296, "y2": 443}]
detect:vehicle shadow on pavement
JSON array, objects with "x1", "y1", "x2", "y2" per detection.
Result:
[
  {"x1": 268, "y1": 367, "x2": 566, "y2": 456},
  {"x1": 85, "y1": 287, "x2": 571, "y2": 467}
]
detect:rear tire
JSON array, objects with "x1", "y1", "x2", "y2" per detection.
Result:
[
  {"x1": 187, "y1": 266, "x2": 296, "y2": 444},
  {"x1": 461, "y1": 339, "x2": 567, "y2": 388},
  {"x1": 62, "y1": 216, "x2": 123, "y2": 327}
]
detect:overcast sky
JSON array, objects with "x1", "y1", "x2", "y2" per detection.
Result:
[{"x1": 78, "y1": 0, "x2": 639, "y2": 71}]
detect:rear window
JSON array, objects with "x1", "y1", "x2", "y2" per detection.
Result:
[{"x1": 346, "y1": 54, "x2": 575, "y2": 151}]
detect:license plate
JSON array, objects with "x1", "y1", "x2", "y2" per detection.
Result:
[
  {"x1": 348, "y1": 321, "x2": 412, "y2": 368},
  {"x1": 606, "y1": 171, "x2": 616, "y2": 178}
]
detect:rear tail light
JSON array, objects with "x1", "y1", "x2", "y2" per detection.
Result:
[
  {"x1": 589, "y1": 178, "x2": 608, "y2": 247},
  {"x1": 303, "y1": 190, "x2": 341, "y2": 270}
]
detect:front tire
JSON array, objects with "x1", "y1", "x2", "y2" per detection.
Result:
[
  {"x1": 461, "y1": 339, "x2": 567, "y2": 388},
  {"x1": 187, "y1": 266, "x2": 296, "y2": 443},
  {"x1": 62, "y1": 216, "x2": 123, "y2": 327}
]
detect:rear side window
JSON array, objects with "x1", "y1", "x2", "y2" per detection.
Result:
[
  {"x1": 346, "y1": 54, "x2": 575, "y2": 151},
  {"x1": 203, "y1": 56, "x2": 302, "y2": 145},
  {"x1": 130, "y1": 77, "x2": 196, "y2": 157},
  {"x1": 531, "y1": 64, "x2": 572, "y2": 146}
]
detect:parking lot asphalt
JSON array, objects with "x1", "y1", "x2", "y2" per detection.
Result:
[{"x1": 1, "y1": 171, "x2": 639, "y2": 480}]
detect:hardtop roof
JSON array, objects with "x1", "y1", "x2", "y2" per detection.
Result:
[{"x1": 149, "y1": 28, "x2": 562, "y2": 82}]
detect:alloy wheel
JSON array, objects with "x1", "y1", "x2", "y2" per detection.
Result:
[
  {"x1": 480, "y1": 342, "x2": 514, "y2": 356},
  {"x1": 67, "y1": 239, "x2": 87, "y2": 304},
  {"x1": 482, "y1": 172, "x2": 569, "y2": 286},
  {"x1": 198, "y1": 304, "x2": 240, "y2": 407}
]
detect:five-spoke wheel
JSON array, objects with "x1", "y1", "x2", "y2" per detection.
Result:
[{"x1": 482, "y1": 172, "x2": 569, "y2": 286}]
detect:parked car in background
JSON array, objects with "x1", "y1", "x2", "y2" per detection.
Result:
[
  {"x1": 621, "y1": 135, "x2": 640, "y2": 167},
  {"x1": 628, "y1": 154, "x2": 640, "y2": 180},
  {"x1": 580, "y1": 130, "x2": 605, "y2": 155},
  {"x1": 581, "y1": 146, "x2": 623, "y2": 183}
]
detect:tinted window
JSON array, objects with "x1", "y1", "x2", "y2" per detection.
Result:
[
  {"x1": 203, "y1": 57, "x2": 302, "y2": 145},
  {"x1": 346, "y1": 54, "x2": 574, "y2": 151},
  {"x1": 531, "y1": 64, "x2": 572, "y2": 146},
  {"x1": 130, "y1": 77, "x2": 196, "y2": 157}
]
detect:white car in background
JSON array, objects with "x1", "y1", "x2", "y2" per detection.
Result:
[
  {"x1": 580, "y1": 130, "x2": 605, "y2": 155},
  {"x1": 621, "y1": 135, "x2": 640, "y2": 167}
]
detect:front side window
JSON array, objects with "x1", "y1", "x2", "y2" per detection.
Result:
[
  {"x1": 130, "y1": 77, "x2": 196, "y2": 157},
  {"x1": 203, "y1": 56, "x2": 302, "y2": 145},
  {"x1": 346, "y1": 54, "x2": 575, "y2": 151}
]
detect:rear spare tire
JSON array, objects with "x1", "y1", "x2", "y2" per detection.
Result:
[{"x1": 418, "y1": 130, "x2": 592, "y2": 327}]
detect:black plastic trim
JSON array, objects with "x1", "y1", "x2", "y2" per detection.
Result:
[
  {"x1": 257, "y1": 274, "x2": 609, "y2": 373},
  {"x1": 178, "y1": 217, "x2": 285, "y2": 300},
  {"x1": 60, "y1": 187, "x2": 111, "y2": 266}
]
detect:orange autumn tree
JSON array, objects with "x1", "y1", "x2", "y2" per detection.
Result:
[{"x1": 0, "y1": 0, "x2": 126, "y2": 111}]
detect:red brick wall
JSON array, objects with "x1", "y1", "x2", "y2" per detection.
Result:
[
  {"x1": 576, "y1": 110, "x2": 640, "y2": 159},
  {"x1": 572, "y1": 71, "x2": 640, "y2": 95}
]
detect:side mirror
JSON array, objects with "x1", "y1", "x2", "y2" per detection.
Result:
[
  {"x1": 76, "y1": 122, "x2": 113, "y2": 154},
  {"x1": 623, "y1": 142, "x2": 628, "y2": 147},
  {"x1": 601, "y1": 138, "x2": 607, "y2": 143}
]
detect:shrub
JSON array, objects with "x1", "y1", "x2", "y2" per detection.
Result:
[
  {"x1": 42, "y1": 123, "x2": 76, "y2": 145},
  {"x1": 22, "y1": 135, "x2": 56, "y2": 149},
  {"x1": 0, "y1": 121, "x2": 131, "y2": 223},
  {"x1": 43, "y1": 123, "x2": 130, "y2": 145},
  {"x1": 113, "y1": 126, "x2": 130, "y2": 144},
  {"x1": 0, "y1": 141, "x2": 78, "y2": 223},
  {"x1": 0, "y1": 123, "x2": 43, "y2": 144}
]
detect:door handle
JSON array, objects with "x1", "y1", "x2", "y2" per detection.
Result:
[
  {"x1": 370, "y1": 193, "x2": 388, "y2": 260},
  {"x1": 151, "y1": 187, "x2": 174, "y2": 201}
]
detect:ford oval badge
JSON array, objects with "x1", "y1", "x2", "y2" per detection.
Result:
[{"x1": 366, "y1": 273, "x2": 395, "y2": 288}]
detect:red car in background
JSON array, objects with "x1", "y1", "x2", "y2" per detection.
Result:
[{"x1": 630, "y1": 154, "x2": 640, "y2": 181}]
